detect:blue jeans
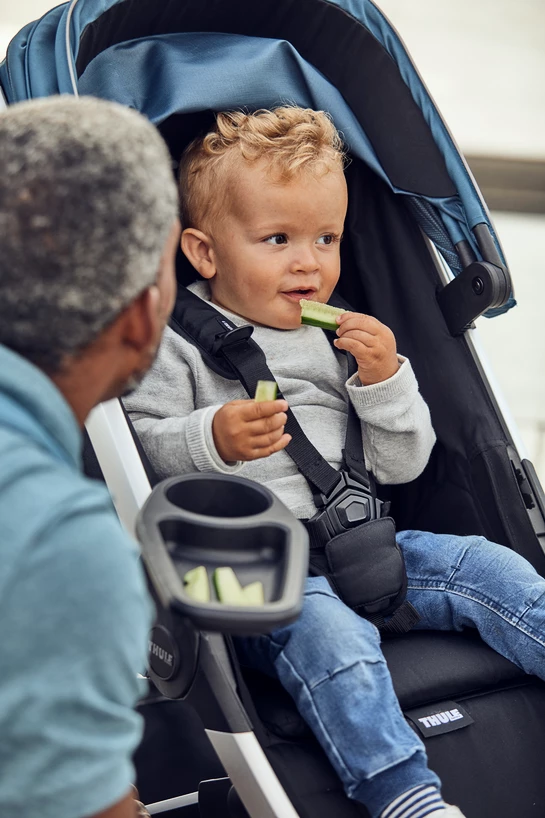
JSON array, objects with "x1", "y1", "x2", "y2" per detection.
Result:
[{"x1": 235, "y1": 531, "x2": 545, "y2": 817}]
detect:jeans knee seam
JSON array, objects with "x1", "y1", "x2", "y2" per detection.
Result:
[
  {"x1": 408, "y1": 584, "x2": 545, "y2": 649},
  {"x1": 305, "y1": 588, "x2": 340, "y2": 602},
  {"x1": 444, "y1": 539, "x2": 476, "y2": 583},
  {"x1": 309, "y1": 658, "x2": 383, "y2": 691},
  {"x1": 276, "y1": 652, "x2": 358, "y2": 788}
]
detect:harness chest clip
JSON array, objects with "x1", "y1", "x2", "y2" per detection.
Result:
[{"x1": 309, "y1": 471, "x2": 383, "y2": 545}]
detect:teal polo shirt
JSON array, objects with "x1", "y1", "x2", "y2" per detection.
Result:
[{"x1": 0, "y1": 344, "x2": 152, "y2": 818}]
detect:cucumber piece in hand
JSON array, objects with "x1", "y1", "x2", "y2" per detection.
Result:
[
  {"x1": 183, "y1": 565, "x2": 210, "y2": 602},
  {"x1": 300, "y1": 299, "x2": 346, "y2": 331},
  {"x1": 254, "y1": 380, "x2": 278, "y2": 402}
]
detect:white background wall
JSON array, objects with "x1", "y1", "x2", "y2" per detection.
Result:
[{"x1": 1, "y1": 0, "x2": 545, "y2": 476}]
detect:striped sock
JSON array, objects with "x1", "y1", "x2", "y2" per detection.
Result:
[{"x1": 381, "y1": 785, "x2": 446, "y2": 818}]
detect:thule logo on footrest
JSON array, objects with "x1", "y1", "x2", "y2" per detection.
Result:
[{"x1": 405, "y1": 700, "x2": 474, "y2": 737}]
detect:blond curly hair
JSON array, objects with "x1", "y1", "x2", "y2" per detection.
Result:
[{"x1": 179, "y1": 107, "x2": 345, "y2": 230}]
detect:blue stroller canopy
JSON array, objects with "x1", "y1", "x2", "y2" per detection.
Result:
[{"x1": 0, "y1": 0, "x2": 514, "y2": 315}]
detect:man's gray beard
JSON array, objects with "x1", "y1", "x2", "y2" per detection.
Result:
[
  {"x1": 120, "y1": 342, "x2": 160, "y2": 398},
  {"x1": 120, "y1": 371, "x2": 146, "y2": 397}
]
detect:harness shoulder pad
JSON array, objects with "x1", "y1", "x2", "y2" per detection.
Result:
[{"x1": 169, "y1": 287, "x2": 258, "y2": 380}]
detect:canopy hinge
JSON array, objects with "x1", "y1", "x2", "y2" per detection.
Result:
[{"x1": 437, "y1": 261, "x2": 511, "y2": 336}]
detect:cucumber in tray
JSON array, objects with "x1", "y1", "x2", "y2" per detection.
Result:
[
  {"x1": 214, "y1": 567, "x2": 265, "y2": 606},
  {"x1": 183, "y1": 565, "x2": 265, "y2": 606},
  {"x1": 254, "y1": 380, "x2": 278, "y2": 402},
  {"x1": 183, "y1": 565, "x2": 210, "y2": 602},
  {"x1": 300, "y1": 299, "x2": 346, "y2": 331}
]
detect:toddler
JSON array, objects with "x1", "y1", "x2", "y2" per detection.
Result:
[{"x1": 126, "y1": 107, "x2": 545, "y2": 818}]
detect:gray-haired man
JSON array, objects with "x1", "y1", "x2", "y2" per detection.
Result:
[{"x1": 0, "y1": 96, "x2": 179, "y2": 818}]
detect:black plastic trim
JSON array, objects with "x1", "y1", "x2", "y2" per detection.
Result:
[
  {"x1": 472, "y1": 222, "x2": 507, "y2": 272},
  {"x1": 437, "y1": 261, "x2": 511, "y2": 336},
  {"x1": 185, "y1": 634, "x2": 253, "y2": 733}
]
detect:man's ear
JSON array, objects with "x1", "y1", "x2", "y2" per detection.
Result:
[{"x1": 181, "y1": 228, "x2": 217, "y2": 280}]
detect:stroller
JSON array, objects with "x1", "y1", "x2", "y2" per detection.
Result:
[{"x1": 3, "y1": 1, "x2": 545, "y2": 816}]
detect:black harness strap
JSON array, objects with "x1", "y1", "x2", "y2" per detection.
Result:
[{"x1": 219, "y1": 336, "x2": 341, "y2": 498}]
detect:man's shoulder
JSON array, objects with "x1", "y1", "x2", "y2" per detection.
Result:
[
  {"x1": 0, "y1": 426, "x2": 113, "y2": 520},
  {"x1": 0, "y1": 427, "x2": 138, "y2": 591}
]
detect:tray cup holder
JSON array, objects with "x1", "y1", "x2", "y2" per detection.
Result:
[
  {"x1": 166, "y1": 477, "x2": 271, "y2": 518},
  {"x1": 137, "y1": 474, "x2": 309, "y2": 634}
]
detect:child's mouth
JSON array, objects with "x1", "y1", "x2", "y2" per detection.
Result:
[{"x1": 282, "y1": 289, "x2": 316, "y2": 302}]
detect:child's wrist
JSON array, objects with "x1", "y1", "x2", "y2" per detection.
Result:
[{"x1": 357, "y1": 358, "x2": 400, "y2": 386}]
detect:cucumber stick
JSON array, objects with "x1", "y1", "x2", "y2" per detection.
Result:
[
  {"x1": 240, "y1": 580, "x2": 266, "y2": 606},
  {"x1": 214, "y1": 567, "x2": 265, "y2": 606},
  {"x1": 183, "y1": 565, "x2": 265, "y2": 606},
  {"x1": 183, "y1": 565, "x2": 210, "y2": 602},
  {"x1": 254, "y1": 380, "x2": 278, "y2": 402},
  {"x1": 300, "y1": 299, "x2": 346, "y2": 331}
]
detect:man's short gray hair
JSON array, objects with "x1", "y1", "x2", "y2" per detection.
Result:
[{"x1": 0, "y1": 95, "x2": 179, "y2": 372}]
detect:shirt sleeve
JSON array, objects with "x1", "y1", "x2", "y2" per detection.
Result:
[
  {"x1": 0, "y1": 497, "x2": 152, "y2": 818},
  {"x1": 345, "y1": 356, "x2": 436, "y2": 484},
  {"x1": 124, "y1": 328, "x2": 244, "y2": 478}
]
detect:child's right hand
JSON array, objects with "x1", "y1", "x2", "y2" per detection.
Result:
[{"x1": 212, "y1": 399, "x2": 291, "y2": 462}]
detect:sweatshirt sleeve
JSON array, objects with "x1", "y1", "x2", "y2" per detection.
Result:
[
  {"x1": 123, "y1": 328, "x2": 244, "y2": 479},
  {"x1": 345, "y1": 356, "x2": 436, "y2": 485}
]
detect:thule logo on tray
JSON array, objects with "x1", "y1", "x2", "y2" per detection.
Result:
[
  {"x1": 405, "y1": 700, "x2": 474, "y2": 738},
  {"x1": 418, "y1": 708, "x2": 463, "y2": 729}
]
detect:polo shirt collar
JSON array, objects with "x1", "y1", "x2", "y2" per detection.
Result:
[{"x1": 0, "y1": 344, "x2": 82, "y2": 469}]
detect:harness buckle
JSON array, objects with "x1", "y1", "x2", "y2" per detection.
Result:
[
  {"x1": 308, "y1": 471, "x2": 383, "y2": 544},
  {"x1": 211, "y1": 324, "x2": 254, "y2": 356}
]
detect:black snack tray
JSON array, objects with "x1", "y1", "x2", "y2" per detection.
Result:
[{"x1": 136, "y1": 473, "x2": 309, "y2": 634}]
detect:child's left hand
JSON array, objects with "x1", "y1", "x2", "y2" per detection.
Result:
[{"x1": 334, "y1": 312, "x2": 400, "y2": 386}]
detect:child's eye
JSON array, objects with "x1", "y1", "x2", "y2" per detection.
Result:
[
  {"x1": 317, "y1": 234, "x2": 340, "y2": 246},
  {"x1": 264, "y1": 234, "x2": 288, "y2": 245}
]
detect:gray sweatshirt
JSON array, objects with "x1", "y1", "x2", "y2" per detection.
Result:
[{"x1": 124, "y1": 281, "x2": 436, "y2": 520}]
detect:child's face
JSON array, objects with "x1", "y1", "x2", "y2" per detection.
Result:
[{"x1": 197, "y1": 159, "x2": 347, "y2": 329}]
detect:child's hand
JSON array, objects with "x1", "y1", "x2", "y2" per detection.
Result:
[
  {"x1": 334, "y1": 312, "x2": 399, "y2": 386},
  {"x1": 212, "y1": 399, "x2": 291, "y2": 462}
]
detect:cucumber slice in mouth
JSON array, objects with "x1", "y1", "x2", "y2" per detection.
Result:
[{"x1": 300, "y1": 299, "x2": 346, "y2": 331}]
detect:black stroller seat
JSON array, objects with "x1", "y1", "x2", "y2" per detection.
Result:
[{"x1": 243, "y1": 630, "x2": 542, "y2": 818}]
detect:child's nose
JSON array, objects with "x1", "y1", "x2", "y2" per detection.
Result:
[{"x1": 290, "y1": 245, "x2": 320, "y2": 273}]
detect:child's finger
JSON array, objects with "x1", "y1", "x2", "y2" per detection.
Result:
[
  {"x1": 337, "y1": 313, "x2": 384, "y2": 334},
  {"x1": 249, "y1": 433, "x2": 292, "y2": 460},
  {"x1": 246, "y1": 398, "x2": 289, "y2": 419},
  {"x1": 247, "y1": 411, "x2": 288, "y2": 435},
  {"x1": 250, "y1": 425, "x2": 289, "y2": 451},
  {"x1": 335, "y1": 330, "x2": 378, "y2": 349},
  {"x1": 334, "y1": 336, "x2": 373, "y2": 357}
]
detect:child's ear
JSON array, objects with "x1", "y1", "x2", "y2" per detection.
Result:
[{"x1": 181, "y1": 228, "x2": 217, "y2": 280}]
